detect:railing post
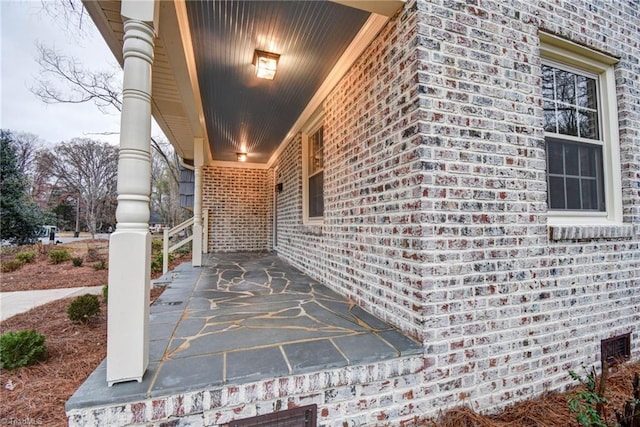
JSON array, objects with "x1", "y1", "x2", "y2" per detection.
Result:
[{"x1": 163, "y1": 226, "x2": 169, "y2": 274}]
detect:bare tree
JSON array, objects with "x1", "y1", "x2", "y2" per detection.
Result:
[
  {"x1": 10, "y1": 132, "x2": 45, "y2": 175},
  {"x1": 51, "y1": 138, "x2": 118, "y2": 238},
  {"x1": 32, "y1": 2, "x2": 183, "y2": 229},
  {"x1": 33, "y1": 44, "x2": 122, "y2": 114},
  {"x1": 31, "y1": 45, "x2": 178, "y2": 184}
]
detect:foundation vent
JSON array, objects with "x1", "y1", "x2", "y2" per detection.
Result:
[
  {"x1": 601, "y1": 333, "x2": 631, "y2": 365},
  {"x1": 226, "y1": 404, "x2": 317, "y2": 427}
]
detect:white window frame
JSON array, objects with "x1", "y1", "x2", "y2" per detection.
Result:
[
  {"x1": 540, "y1": 32, "x2": 622, "y2": 225},
  {"x1": 302, "y1": 109, "x2": 324, "y2": 225}
]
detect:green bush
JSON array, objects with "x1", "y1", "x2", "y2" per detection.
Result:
[
  {"x1": 102, "y1": 285, "x2": 108, "y2": 303},
  {"x1": 0, "y1": 330, "x2": 47, "y2": 369},
  {"x1": 71, "y1": 256, "x2": 84, "y2": 267},
  {"x1": 67, "y1": 294, "x2": 101, "y2": 323},
  {"x1": 151, "y1": 251, "x2": 173, "y2": 273},
  {"x1": 92, "y1": 259, "x2": 107, "y2": 270},
  {"x1": 15, "y1": 251, "x2": 36, "y2": 263},
  {"x1": 49, "y1": 249, "x2": 71, "y2": 264},
  {"x1": 151, "y1": 239, "x2": 163, "y2": 254},
  {"x1": 174, "y1": 241, "x2": 191, "y2": 256},
  {"x1": 568, "y1": 364, "x2": 609, "y2": 427},
  {"x1": 1, "y1": 259, "x2": 25, "y2": 273}
]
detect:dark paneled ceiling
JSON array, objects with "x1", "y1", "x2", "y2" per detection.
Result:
[{"x1": 185, "y1": 1, "x2": 370, "y2": 163}]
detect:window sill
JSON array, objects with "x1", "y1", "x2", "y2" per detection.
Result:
[
  {"x1": 301, "y1": 224, "x2": 323, "y2": 236},
  {"x1": 549, "y1": 223, "x2": 635, "y2": 241}
]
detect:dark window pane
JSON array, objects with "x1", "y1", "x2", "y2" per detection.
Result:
[
  {"x1": 309, "y1": 172, "x2": 323, "y2": 218},
  {"x1": 581, "y1": 179, "x2": 598, "y2": 210},
  {"x1": 544, "y1": 100, "x2": 557, "y2": 133},
  {"x1": 549, "y1": 176, "x2": 566, "y2": 209},
  {"x1": 542, "y1": 65, "x2": 555, "y2": 100},
  {"x1": 557, "y1": 105, "x2": 578, "y2": 136},
  {"x1": 547, "y1": 139, "x2": 564, "y2": 174},
  {"x1": 580, "y1": 145, "x2": 596, "y2": 177},
  {"x1": 555, "y1": 69, "x2": 576, "y2": 104},
  {"x1": 578, "y1": 109, "x2": 599, "y2": 140},
  {"x1": 564, "y1": 143, "x2": 579, "y2": 176},
  {"x1": 566, "y1": 178, "x2": 581, "y2": 209},
  {"x1": 577, "y1": 75, "x2": 598, "y2": 109}
]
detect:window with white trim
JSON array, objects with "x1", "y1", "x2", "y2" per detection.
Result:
[
  {"x1": 307, "y1": 126, "x2": 324, "y2": 219},
  {"x1": 540, "y1": 33, "x2": 622, "y2": 224},
  {"x1": 302, "y1": 116, "x2": 324, "y2": 224}
]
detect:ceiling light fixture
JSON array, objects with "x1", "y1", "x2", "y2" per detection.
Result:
[
  {"x1": 237, "y1": 152, "x2": 248, "y2": 162},
  {"x1": 253, "y1": 50, "x2": 280, "y2": 80}
]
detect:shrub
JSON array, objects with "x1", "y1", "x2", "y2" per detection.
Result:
[
  {"x1": 568, "y1": 364, "x2": 609, "y2": 427},
  {"x1": 67, "y1": 294, "x2": 101, "y2": 323},
  {"x1": 86, "y1": 247, "x2": 101, "y2": 262},
  {"x1": 174, "y1": 242, "x2": 191, "y2": 256},
  {"x1": 102, "y1": 285, "x2": 108, "y2": 303},
  {"x1": 1, "y1": 259, "x2": 24, "y2": 273},
  {"x1": 151, "y1": 239, "x2": 163, "y2": 254},
  {"x1": 15, "y1": 251, "x2": 36, "y2": 263},
  {"x1": 71, "y1": 256, "x2": 84, "y2": 267},
  {"x1": 151, "y1": 251, "x2": 172, "y2": 273},
  {"x1": 49, "y1": 249, "x2": 71, "y2": 264},
  {"x1": 0, "y1": 330, "x2": 47, "y2": 369},
  {"x1": 92, "y1": 259, "x2": 107, "y2": 270}
]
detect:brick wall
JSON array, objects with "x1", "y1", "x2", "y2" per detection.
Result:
[
  {"x1": 197, "y1": 0, "x2": 640, "y2": 418},
  {"x1": 68, "y1": 356, "x2": 438, "y2": 427},
  {"x1": 203, "y1": 166, "x2": 272, "y2": 252},
  {"x1": 269, "y1": 0, "x2": 640, "y2": 416}
]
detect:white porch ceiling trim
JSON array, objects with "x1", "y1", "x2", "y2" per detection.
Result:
[
  {"x1": 172, "y1": 0, "x2": 212, "y2": 164},
  {"x1": 265, "y1": 13, "x2": 390, "y2": 169},
  {"x1": 210, "y1": 160, "x2": 270, "y2": 170},
  {"x1": 330, "y1": 0, "x2": 405, "y2": 17}
]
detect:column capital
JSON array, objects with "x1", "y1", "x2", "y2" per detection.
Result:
[{"x1": 121, "y1": 0, "x2": 159, "y2": 30}]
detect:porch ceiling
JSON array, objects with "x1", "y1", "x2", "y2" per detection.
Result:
[
  {"x1": 184, "y1": 1, "x2": 369, "y2": 163},
  {"x1": 83, "y1": 1, "x2": 402, "y2": 165}
]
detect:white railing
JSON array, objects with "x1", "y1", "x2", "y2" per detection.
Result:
[{"x1": 162, "y1": 217, "x2": 194, "y2": 274}]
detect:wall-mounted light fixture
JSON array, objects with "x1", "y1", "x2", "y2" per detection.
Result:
[
  {"x1": 253, "y1": 50, "x2": 280, "y2": 80},
  {"x1": 237, "y1": 152, "x2": 247, "y2": 162}
]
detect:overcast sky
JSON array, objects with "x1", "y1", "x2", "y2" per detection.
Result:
[{"x1": 1, "y1": 1, "x2": 132, "y2": 146}]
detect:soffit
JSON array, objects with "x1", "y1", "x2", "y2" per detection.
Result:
[{"x1": 83, "y1": 0, "x2": 199, "y2": 160}]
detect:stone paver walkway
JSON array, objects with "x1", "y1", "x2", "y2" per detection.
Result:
[{"x1": 67, "y1": 252, "x2": 422, "y2": 410}]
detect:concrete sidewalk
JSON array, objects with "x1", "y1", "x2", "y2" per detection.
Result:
[{"x1": 0, "y1": 286, "x2": 104, "y2": 322}]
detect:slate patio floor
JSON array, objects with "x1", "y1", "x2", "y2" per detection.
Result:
[{"x1": 67, "y1": 251, "x2": 422, "y2": 410}]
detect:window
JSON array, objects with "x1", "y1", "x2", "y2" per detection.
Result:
[
  {"x1": 306, "y1": 126, "x2": 324, "y2": 220},
  {"x1": 543, "y1": 64, "x2": 604, "y2": 211},
  {"x1": 540, "y1": 32, "x2": 622, "y2": 224}
]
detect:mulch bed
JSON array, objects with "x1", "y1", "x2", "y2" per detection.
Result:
[
  {"x1": 422, "y1": 361, "x2": 640, "y2": 426},
  {"x1": 1, "y1": 241, "x2": 109, "y2": 292},
  {"x1": 0, "y1": 287, "x2": 166, "y2": 427}
]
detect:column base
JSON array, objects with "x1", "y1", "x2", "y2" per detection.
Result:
[
  {"x1": 192, "y1": 223, "x2": 203, "y2": 267},
  {"x1": 106, "y1": 230, "x2": 151, "y2": 386}
]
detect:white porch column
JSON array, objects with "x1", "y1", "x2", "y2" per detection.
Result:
[
  {"x1": 192, "y1": 138, "x2": 204, "y2": 267},
  {"x1": 107, "y1": 0, "x2": 158, "y2": 386}
]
